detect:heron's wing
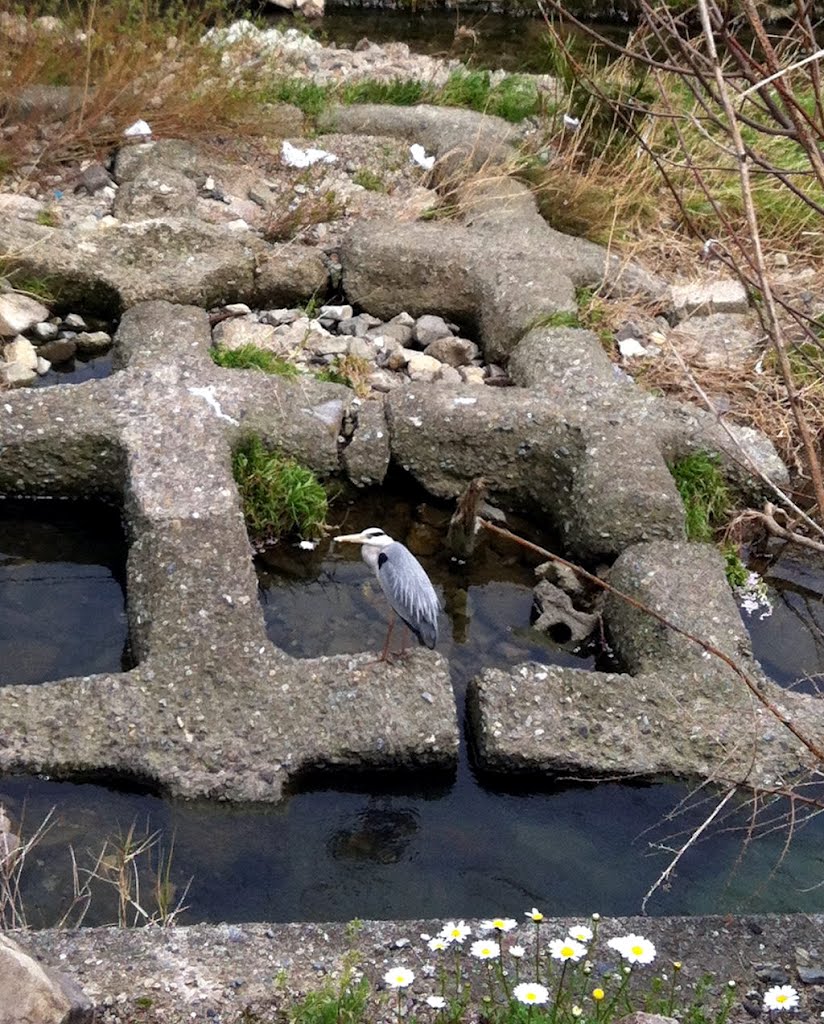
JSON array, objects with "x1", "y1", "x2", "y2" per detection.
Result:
[{"x1": 378, "y1": 543, "x2": 440, "y2": 648}]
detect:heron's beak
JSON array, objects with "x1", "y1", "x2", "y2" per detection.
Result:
[{"x1": 333, "y1": 531, "x2": 370, "y2": 545}]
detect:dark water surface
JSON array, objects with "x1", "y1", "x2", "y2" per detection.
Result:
[
  {"x1": 1, "y1": 495, "x2": 824, "y2": 924},
  {"x1": 0, "y1": 498, "x2": 129, "y2": 685}
]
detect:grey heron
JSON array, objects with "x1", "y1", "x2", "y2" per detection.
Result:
[{"x1": 334, "y1": 527, "x2": 440, "y2": 660}]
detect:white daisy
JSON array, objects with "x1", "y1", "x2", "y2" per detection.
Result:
[
  {"x1": 549, "y1": 938, "x2": 586, "y2": 962},
  {"x1": 513, "y1": 982, "x2": 549, "y2": 1005},
  {"x1": 439, "y1": 920, "x2": 471, "y2": 944},
  {"x1": 481, "y1": 917, "x2": 518, "y2": 933},
  {"x1": 426, "y1": 995, "x2": 447, "y2": 1010},
  {"x1": 509, "y1": 945, "x2": 526, "y2": 959},
  {"x1": 764, "y1": 986, "x2": 799, "y2": 1012},
  {"x1": 568, "y1": 925, "x2": 594, "y2": 943},
  {"x1": 607, "y1": 934, "x2": 656, "y2": 965},
  {"x1": 470, "y1": 940, "x2": 500, "y2": 960},
  {"x1": 428, "y1": 937, "x2": 448, "y2": 952},
  {"x1": 384, "y1": 967, "x2": 415, "y2": 989},
  {"x1": 525, "y1": 907, "x2": 544, "y2": 922}
]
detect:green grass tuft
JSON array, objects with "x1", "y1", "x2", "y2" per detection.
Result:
[
  {"x1": 339, "y1": 77, "x2": 426, "y2": 106},
  {"x1": 722, "y1": 545, "x2": 750, "y2": 589},
  {"x1": 352, "y1": 168, "x2": 387, "y2": 192},
  {"x1": 291, "y1": 962, "x2": 369, "y2": 1024},
  {"x1": 211, "y1": 344, "x2": 299, "y2": 377},
  {"x1": 533, "y1": 310, "x2": 581, "y2": 329},
  {"x1": 232, "y1": 436, "x2": 328, "y2": 544},
  {"x1": 670, "y1": 451, "x2": 731, "y2": 543}
]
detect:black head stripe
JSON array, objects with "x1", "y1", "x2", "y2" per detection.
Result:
[{"x1": 377, "y1": 552, "x2": 388, "y2": 569}]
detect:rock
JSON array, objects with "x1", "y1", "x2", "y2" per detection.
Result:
[
  {"x1": 304, "y1": 324, "x2": 348, "y2": 357},
  {"x1": 259, "y1": 308, "x2": 302, "y2": 327},
  {"x1": 667, "y1": 313, "x2": 762, "y2": 369},
  {"x1": 403, "y1": 349, "x2": 442, "y2": 382},
  {"x1": 367, "y1": 321, "x2": 413, "y2": 346},
  {"x1": 31, "y1": 321, "x2": 58, "y2": 342},
  {"x1": 0, "y1": 361, "x2": 37, "y2": 387},
  {"x1": 536, "y1": 560, "x2": 585, "y2": 598},
  {"x1": 222, "y1": 302, "x2": 252, "y2": 316},
  {"x1": 212, "y1": 318, "x2": 278, "y2": 352},
  {"x1": 347, "y1": 337, "x2": 379, "y2": 361},
  {"x1": 367, "y1": 368, "x2": 400, "y2": 392},
  {"x1": 0, "y1": 294, "x2": 50, "y2": 337},
  {"x1": 460, "y1": 365, "x2": 485, "y2": 385},
  {"x1": 0, "y1": 933, "x2": 93, "y2": 1024},
  {"x1": 4, "y1": 335, "x2": 38, "y2": 371},
  {"x1": 318, "y1": 304, "x2": 353, "y2": 322},
  {"x1": 484, "y1": 364, "x2": 511, "y2": 386},
  {"x1": 74, "y1": 330, "x2": 112, "y2": 355},
  {"x1": 797, "y1": 966, "x2": 824, "y2": 985},
  {"x1": 755, "y1": 965, "x2": 791, "y2": 985},
  {"x1": 338, "y1": 313, "x2": 381, "y2": 337},
  {"x1": 342, "y1": 399, "x2": 389, "y2": 487},
  {"x1": 414, "y1": 314, "x2": 452, "y2": 347},
  {"x1": 532, "y1": 580, "x2": 597, "y2": 642},
  {"x1": 75, "y1": 162, "x2": 114, "y2": 195},
  {"x1": 36, "y1": 356, "x2": 51, "y2": 375},
  {"x1": 385, "y1": 348, "x2": 409, "y2": 372},
  {"x1": 0, "y1": 194, "x2": 46, "y2": 223},
  {"x1": 62, "y1": 313, "x2": 86, "y2": 330},
  {"x1": 253, "y1": 246, "x2": 328, "y2": 307},
  {"x1": 435, "y1": 364, "x2": 462, "y2": 386},
  {"x1": 424, "y1": 336, "x2": 478, "y2": 367},
  {"x1": 670, "y1": 278, "x2": 750, "y2": 319},
  {"x1": 114, "y1": 167, "x2": 197, "y2": 220},
  {"x1": 36, "y1": 338, "x2": 76, "y2": 364}
]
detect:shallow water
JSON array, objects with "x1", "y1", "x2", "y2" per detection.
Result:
[
  {"x1": 1, "y1": 495, "x2": 824, "y2": 923},
  {"x1": 0, "y1": 498, "x2": 129, "y2": 685},
  {"x1": 31, "y1": 352, "x2": 114, "y2": 389}
]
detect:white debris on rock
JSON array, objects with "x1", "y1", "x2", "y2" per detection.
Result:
[
  {"x1": 281, "y1": 140, "x2": 337, "y2": 169},
  {"x1": 409, "y1": 144, "x2": 435, "y2": 171},
  {"x1": 123, "y1": 119, "x2": 153, "y2": 138}
]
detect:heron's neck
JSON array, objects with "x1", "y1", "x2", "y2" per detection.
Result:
[{"x1": 362, "y1": 545, "x2": 382, "y2": 573}]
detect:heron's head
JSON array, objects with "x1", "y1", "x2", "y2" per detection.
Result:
[{"x1": 334, "y1": 527, "x2": 394, "y2": 550}]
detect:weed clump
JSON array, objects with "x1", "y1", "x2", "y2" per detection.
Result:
[
  {"x1": 232, "y1": 435, "x2": 327, "y2": 545},
  {"x1": 670, "y1": 451, "x2": 731, "y2": 543},
  {"x1": 211, "y1": 344, "x2": 298, "y2": 377}
]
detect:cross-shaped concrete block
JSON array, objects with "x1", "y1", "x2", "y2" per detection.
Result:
[{"x1": 0, "y1": 301, "x2": 458, "y2": 800}]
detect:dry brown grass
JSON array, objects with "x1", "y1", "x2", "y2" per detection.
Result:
[{"x1": 0, "y1": 2, "x2": 294, "y2": 182}]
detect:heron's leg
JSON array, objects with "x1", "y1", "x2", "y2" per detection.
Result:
[{"x1": 379, "y1": 614, "x2": 396, "y2": 662}]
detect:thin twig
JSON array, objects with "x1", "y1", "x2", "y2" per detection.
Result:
[{"x1": 640, "y1": 786, "x2": 736, "y2": 913}]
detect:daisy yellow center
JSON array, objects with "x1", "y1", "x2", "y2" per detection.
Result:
[
  {"x1": 776, "y1": 995, "x2": 787, "y2": 1004},
  {"x1": 562, "y1": 946, "x2": 575, "y2": 957},
  {"x1": 526, "y1": 994, "x2": 537, "y2": 1002},
  {"x1": 631, "y1": 945, "x2": 643, "y2": 956},
  {"x1": 493, "y1": 920, "x2": 504, "y2": 928}
]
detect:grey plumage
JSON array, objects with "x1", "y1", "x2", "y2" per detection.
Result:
[{"x1": 334, "y1": 527, "x2": 440, "y2": 653}]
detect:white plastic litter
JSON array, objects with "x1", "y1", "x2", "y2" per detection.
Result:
[
  {"x1": 298, "y1": 540, "x2": 318, "y2": 551},
  {"x1": 618, "y1": 337, "x2": 648, "y2": 359},
  {"x1": 281, "y1": 140, "x2": 337, "y2": 168},
  {"x1": 124, "y1": 119, "x2": 152, "y2": 138},
  {"x1": 409, "y1": 144, "x2": 435, "y2": 171},
  {"x1": 563, "y1": 114, "x2": 581, "y2": 130}
]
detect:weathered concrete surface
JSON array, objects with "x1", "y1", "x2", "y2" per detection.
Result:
[
  {"x1": 0, "y1": 302, "x2": 458, "y2": 800},
  {"x1": 318, "y1": 103, "x2": 521, "y2": 181},
  {"x1": 18, "y1": 914, "x2": 824, "y2": 1023},
  {"x1": 0, "y1": 217, "x2": 327, "y2": 313},
  {"x1": 470, "y1": 542, "x2": 821, "y2": 789}
]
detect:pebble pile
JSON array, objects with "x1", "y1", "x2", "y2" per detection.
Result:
[
  {"x1": 0, "y1": 291, "x2": 112, "y2": 387},
  {"x1": 210, "y1": 301, "x2": 511, "y2": 392}
]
